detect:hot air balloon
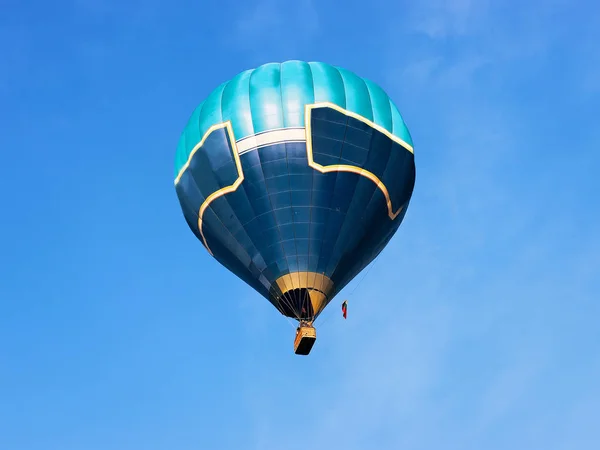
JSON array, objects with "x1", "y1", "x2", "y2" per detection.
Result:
[{"x1": 174, "y1": 61, "x2": 415, "y2": 355}]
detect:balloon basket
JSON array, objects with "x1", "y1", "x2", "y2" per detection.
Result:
[{"x1": 294, "y1": 324, "x2": 316, "y2": 355}]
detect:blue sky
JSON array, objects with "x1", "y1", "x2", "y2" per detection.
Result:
[{"x1": 1, "y1": 0, "x2": 598, "y2": 449}]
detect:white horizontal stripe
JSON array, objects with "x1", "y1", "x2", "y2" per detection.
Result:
[{"x1": 236, "y1": 128, "x2": 306, "y2": 154}]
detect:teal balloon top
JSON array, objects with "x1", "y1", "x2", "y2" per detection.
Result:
[{"x1": 174, "y1": 60, "x2": 413, "y2": 179}]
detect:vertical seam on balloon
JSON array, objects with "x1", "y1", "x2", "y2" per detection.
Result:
[
  {"x1": 234, "y1": 72, "x2": 278, "y2": 302},
  {"x1": 275, "y1": 63, "x2": 296, "y2": 311},
  {"x1": 357, "y1": 72, "x2": 375, "y2": 122},
  {"x1": 288, "y1": 65, "x2": 311, "y2": 317},
  {"x1": 325, "y1": 72, "x2": 369, "y2": 278},
  {"x1": 304, "y1": 62, "x2": 323, "y2": 315},
  {"x1": 175, "y1": 100, "x2": 203, "y2": 177},
  {"x1": 316, "y1": 65, "x2": 348, "y2": 279},
  {"x1": 389, "y1": 98, "x2": 397, "y2": 139},
  {"x1": 367, "y1": 80, "x2": 376, "y2": 125},
  {"x1": 306, "y1": 63, "x2": 329, "y2": 280},
  {"x1": 323, "y1": 66, "x2": 358, "y2": 283},
  {"x1": 247, "y1": 67, "x2": 297, "y2": 315},
  {"x1": 231, "y1": 71, "x2": 267, "y2": 270},
  {"x1": 333, "y1": 65, "x2": 347, "y2": 109},
  {"x1": 292, "y1": 63, "x2": 311, "y2": 318},
  {"x1": 280, "y1": 63, "x2": 300, "y2": 302},
  {"x1": 381, "y1": 86, "x2": 394, "y2": 134}
]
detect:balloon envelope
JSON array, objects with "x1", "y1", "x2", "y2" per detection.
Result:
[{"x1": 174, "y1": 61, "x2": 415, "y2": 322}]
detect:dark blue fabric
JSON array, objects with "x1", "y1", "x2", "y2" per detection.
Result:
[{"x1": 175, "y1": 107, "x2": 415, "y2": 316}]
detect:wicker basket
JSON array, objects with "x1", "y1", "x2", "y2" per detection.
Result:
[{"x1": 294, "y1": 325, "x2": 317, "y2": 355}]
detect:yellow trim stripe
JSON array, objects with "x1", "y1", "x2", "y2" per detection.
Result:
[
  {"x1": 305, "y1": 102, "x2": 410, "y2": 220},
  {"x1": 307, "y1": 102, "x2": 414, "y2": 154},
  {"x1": 174, "y1": 122, "x2": 244, "y2": 256}
]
